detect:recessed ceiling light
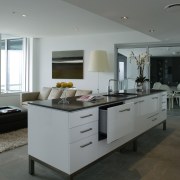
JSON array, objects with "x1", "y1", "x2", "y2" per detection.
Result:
[
  {"x1": 22, "y1": 14, "x2": 27, "y2": 17},
  {"x1": 12, "y1": 11, "x2": 27, "y2": 17},
  {"x1": 121, "y1": 16, "x2": 128, "y2": 20},
  {"x1": 149, "y1": 29, "x2": 155, "y2": 33}
]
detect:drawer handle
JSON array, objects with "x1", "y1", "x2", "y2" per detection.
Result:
[
  {"x1": 119, "y1": 108, "x2": 130, "y2": 112},
  {"x1": 80, "y1": 114, "x2": 93, "y2": 118},
  {"x1": 80, "y1": 128, "x2": 93, "y2": 133},
  {"x1": 162, "y1": 109, "x2": 166, "y2": 111},
  {"x1": 152, "y1": 97, "x2": 158, "y2": 99},
  {"x1": 135, "y1": 100, "x2": 144, "y2": 104},
  {"x1": 80, "y1": 141, "x2": 92, "y2": 148},
  {"x1": 152, "y1": 118, "x2": 157, "y2": 122},
  {"x1": 162, "y1": 94, "x2": 166, "y2": 97},
  {"x1": 162, "y1": 101, "x2": 166, "y2": 104},
  {"x1": 147, "y1": 113, "x2": 159, "y2": 119}
]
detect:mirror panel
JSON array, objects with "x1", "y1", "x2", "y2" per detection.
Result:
[
  {"x1": 117, "y1": 47, "x2": 148, "y2": 90},
  {"x1": 115, "y1": 43, "x2": 180, "y2": 90}
]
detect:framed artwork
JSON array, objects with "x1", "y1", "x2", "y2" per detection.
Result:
[{"x1": 52, "y1": 50, "x2": 84, "y2": 79}]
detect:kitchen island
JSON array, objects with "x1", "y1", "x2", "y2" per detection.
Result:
[{"x1": 28, "y1": 89, "x2": 167, "y2": 179}]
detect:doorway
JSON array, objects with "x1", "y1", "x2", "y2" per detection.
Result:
[{"x1": 117, "y1": 53, "x2": 127, "y2": 90}]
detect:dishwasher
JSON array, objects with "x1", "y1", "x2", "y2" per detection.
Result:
[
  {"x1": 99, "y1": 101, "x2": 134, "y2": 143},
  {"x1": 99, "y1": 101, "x2": 124, "y2": 140}
]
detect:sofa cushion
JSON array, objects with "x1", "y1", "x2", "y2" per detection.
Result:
[
  {"x1": 75, "y1": 90, "x2": 92, "y2": 96},
  {"x1": 22, "y1": 101, "x2": 32, "y2": 109},
  {"x1": 22, "y1": 101, "x2": 29, "y2": 106},
  {"x1": 38, "y1": 87, "x2": 52, "y2": 100},
  {"x1": 48, "y1": 88, "x2": 63, "y2": 99},
  {"x1": 60, "y1": 89, "x2": 76, "y2": 98},
  {"x1": 21, "y1": 92, "x2": 39, "y2": 102}
]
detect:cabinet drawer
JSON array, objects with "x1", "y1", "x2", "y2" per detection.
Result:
[
  {"x1": 70, "y1": 134, "x2": 98, "y2": 173},
  {"x1": 107, "y1": 102, "x2": 135, "y2": 144},
  {"x1": 69, "y1": 107, "x2": 98, "y2": 128},
  {"x1": 147, "y1": 113, "x2": 160, "y2": 128},
  {"x1": 159, "y1": 110, "x2": 167, "y2": 121},
  {"x1": 70, "y1": 121, "x2": 98, "y2": 143},
  {"x1": 161, "y1": 92, "x2": 167, "y2": 101},
  {"x1": 162, "y1": 102, "x2": 167, "y2": 110}
]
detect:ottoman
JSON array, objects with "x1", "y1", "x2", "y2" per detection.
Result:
[{"x1": 0, "y1": 106, "x2": 27, "y2": 133}]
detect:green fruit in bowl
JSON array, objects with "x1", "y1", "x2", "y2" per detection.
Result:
[
  {"x1": 56, "y1": 82, "x2": 61, "y2": 88},
  {"x1": 61, "y1": 82, "x2": 67, "y2": 88},
  {"x1": 67, "y1": 82, "x2": 73, "y2": 88}
]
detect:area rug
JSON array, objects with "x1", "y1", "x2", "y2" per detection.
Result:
[{"x1": 0, "y1": 128, "x2": 27, "y2": 153}]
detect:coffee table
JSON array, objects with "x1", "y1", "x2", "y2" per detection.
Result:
[{"x1": 0, "y1": 106, "x2": 27, "y2": 133}]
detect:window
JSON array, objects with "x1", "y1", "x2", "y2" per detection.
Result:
[{"x1": 1, "y1": 37, "x2": 29, "y2": 93}]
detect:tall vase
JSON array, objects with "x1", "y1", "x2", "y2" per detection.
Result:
[{"x1": 136, "y1": 82, "x2": 143, "y2": 92}]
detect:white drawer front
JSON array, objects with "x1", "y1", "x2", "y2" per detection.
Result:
[
  {"x1": 162, "y1": 103, "x2": 167, "y2": 110},
  {"x1": 70, "y1": 121, "x2": 98, "y2": 143},
  {"x1": 69, "y1": 107, "x2": 98, "y2": 128},
  {"x1": 70, "y1": 134, "x2": 98, "y2": 173},
  {"x1": 107, "y1": 102, "x2": 135, "y2": 144},
  {"x1": 159, "y1": 110, "x2": 167, "y2": 122},
  {"x1": 161, "y1": 92, "x2": 167, "y2": 101},
  {"x1": 148, "y1": 114, "x2": 164, "y2": 128}
]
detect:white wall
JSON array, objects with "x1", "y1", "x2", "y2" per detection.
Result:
[
  {"x1": 37, "y1": 31, "x2": 158, "y2": 93},
  {"x1": 29, "y1": 38, "x2": 40, "y2": 91}
]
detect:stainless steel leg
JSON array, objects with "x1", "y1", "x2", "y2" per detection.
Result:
[{"x1": 29, "y1": 156, "x2": 35, "y2": 175}]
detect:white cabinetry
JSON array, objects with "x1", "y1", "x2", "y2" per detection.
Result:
[
  {"x1": 145, "y1": 94, "x2": 160, "y2": 129},
  {"x1": 70, "y1": 134, "x2": 98, "y2": 173},
  {"x1": 28, "y1": 105, "x2": 99, "y2": 174},
  {"x1": 158, "y1": 92, "x2": 167, "y2": 123},
  {"x1": 107, "y1": 102, "x2": 134, "y2": 143},
  {"x1": 69, "y1": 107, "x2": 99, "y2": 172},
  {"x1": 133, "y1": 97, "x2": 149, "y2": 134},
  {"x1": 127, "y1": 93, "x2": 165, "y2": 134},
  {"x1": 28, "y1": 91, "x2": 167, "y2": 176},
  {"x1": 146, "y1": 94, "x2": 160, "y2": 116}
]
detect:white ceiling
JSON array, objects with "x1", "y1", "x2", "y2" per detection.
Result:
[
  {"x1": 0, "y1": 0, "x2": 180, "y2": 41},
  {"x1": 0, "y1": 0, "x2": 131, "y2": 38}
]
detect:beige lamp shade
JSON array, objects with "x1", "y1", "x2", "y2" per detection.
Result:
[{"x1": 88, "y1": 50, "x2": 109, "y2": 72}]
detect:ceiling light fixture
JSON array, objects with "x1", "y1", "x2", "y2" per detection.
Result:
[
  {"x1": 149, "y1": 29, "x2": 155, "y2": 33},
  {"x1": 121, "y1": 16, "x2": 128, "y2": 20},
  {"x1": 12, "y1": 11, "x2": 27, "y2": 17},
  {"x1": 22, "y1": 14, "x2": 27, "y2": 17}
]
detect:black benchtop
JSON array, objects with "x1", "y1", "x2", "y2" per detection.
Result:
[{"x1": 29, "y1": 89, "x2": 165, "y2": 112}]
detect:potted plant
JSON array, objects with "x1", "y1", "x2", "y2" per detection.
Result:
[{"x1": 130, "y1": 51, "x2": 149, "y2": 91}]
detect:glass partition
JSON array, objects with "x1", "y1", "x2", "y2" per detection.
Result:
[
  {"x1": 149, "y1": 46, "x2": 180, "y2": 88},
  {"x1": 114, "y1": 43, "x2": 180, "y2": 91}
]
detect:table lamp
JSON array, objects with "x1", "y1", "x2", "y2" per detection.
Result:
[{"x1": 88, "y1": 50, "x2": 109, "y2": 93}]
